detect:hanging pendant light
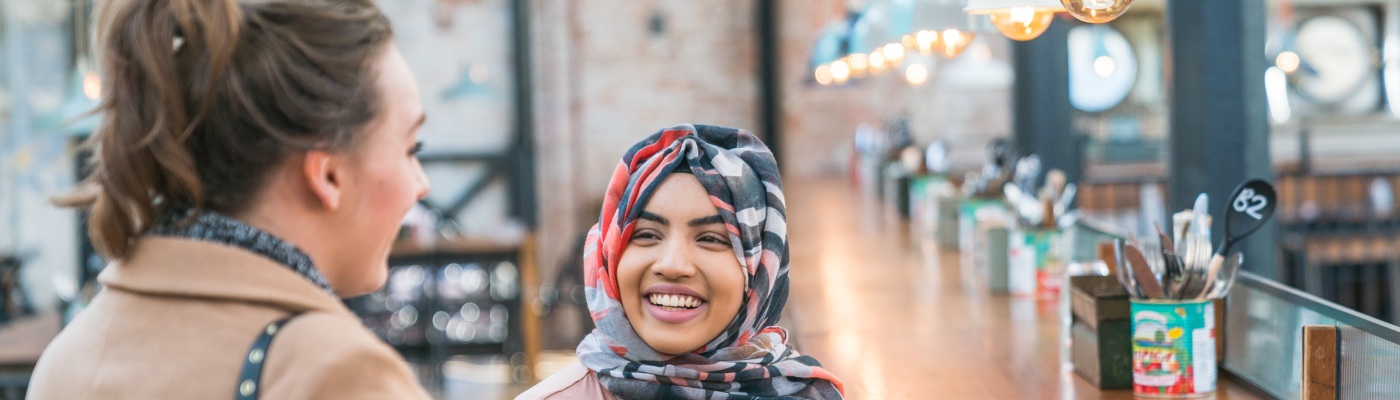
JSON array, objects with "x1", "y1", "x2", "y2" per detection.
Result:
[
  {"x1": 814, "y1": 64, "x2": 835, "y2": 85},
  {"x1": 903, "y1": 0, "x2": 979, "y2": 59},
  {"x1": 848, "y1": 53, "x2": 871, "y2": 78},
  {"x1": 882, "y1": 43, "x2": 907, "y2": 67},
  {"x1": 1059, "y1": 0, "x2": 1133, "y2": 24},
  {"x1": 808, "y1": 19, "x2": 850, "y2": 86},
  {"x1": 965, "y1": 0, "x2": 1065, "y2": 41},
  {"x1": 939, "y1": 29, "x2": 976, "y2": 58},
  {"x1": 849, "y1": 1, "x2": 900, "y2": 80},
  {"x1": 869, "y1": 50, "x2": 889, "y2": 74},
  {"x1": 831, "y1": 58, "x2": 853, "y2": 84}
]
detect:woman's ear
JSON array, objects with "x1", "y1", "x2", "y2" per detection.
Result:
[{"x1": 303, "y1": 150, "x2": 343, "y2": 210}]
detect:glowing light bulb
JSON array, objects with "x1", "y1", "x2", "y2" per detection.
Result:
[
  {"x1": 882, "y1": 43, "x2": 906, "y2": 67},
  {"x1": 915, "y1": 30, "x2": 940, "y2": 55},
  {"x1": 847, "y1": 53, "x2": 870, "y2": 78},
  {"x1": 469, "y1": 65, "x2": 489, "y2": 84},
  {"x1": 905, "y1": 64, "x2": 929, "y2": 86},
  {"x1": 831, "y1": 59, "x2": 851, "y2": 83},
  {"x1": 815, "y1": 64, "x2": 834, "y2": 85},
  {"x1": 1093, "y1": 55, "x2": 1115, "y2": 77},
  {"x1": 939, "y1": 30, "x2": 976, "y2": 59},
  {"x1": 902, "y1": 34, "x2": 917, "y2": 49},
  {"x1": 83, "y1": 72, "x2": 101, "y2": 100},
  {"x1": 1276, "y1": 51, "x2": 1300, "y2": 74},
  {"x1": 988, "y1": 7, "x2": 1057, "y2": 41},
  {"x1": 1060, "y1": 0, "x2": 1132, "y2": 24},
  {"x1": 869, "y1": 51, "x2": 888, "y2": 74}
]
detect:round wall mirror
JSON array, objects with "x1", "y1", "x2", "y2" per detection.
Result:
[
  {"x1": 1068, "y1": 25, "x2": 1137, "y2": 113},
  {"x1": 1291, "y1": 14, "x2": 1377, "y2": 105}
]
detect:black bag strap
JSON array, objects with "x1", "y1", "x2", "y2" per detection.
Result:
[{"x1": 234, "y1": 313, "x2": 302, "y2": 400}]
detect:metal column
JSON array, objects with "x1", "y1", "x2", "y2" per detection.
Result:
[
  {"x1": 1012, "y1": 19, "x2": 1081, "y2": 183},
  {"x1": 1167, "y1": 0, "x2": 1276, "y2": 278},
  {"x1": 511, "y1": 0, "x2": 537, "y2": 227},
  {"x1": 757, "y1": 0, "x2": 782, "y2": 161}
]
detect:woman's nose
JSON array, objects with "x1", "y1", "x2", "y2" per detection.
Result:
[
  {"x1": 413, "y1": 159, "x2": 431, "y2": 200},
  {"x1": 651, "y1": 237, "x2": 698, "y2": 279}
]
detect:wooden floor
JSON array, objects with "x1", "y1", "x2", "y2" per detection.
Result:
[{"x1": 781, "y1": 177, "x2": 1268, "y2": 400}]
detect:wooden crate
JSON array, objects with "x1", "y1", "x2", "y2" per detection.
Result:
[{"x1": 1069, "y1": 276, "x2": 1133, "y2": 389}]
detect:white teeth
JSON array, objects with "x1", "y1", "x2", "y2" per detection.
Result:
[{"x1": 649, "y1": 293, "x2": 702, "y2": 308}]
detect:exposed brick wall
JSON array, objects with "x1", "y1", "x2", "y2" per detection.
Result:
[
  {"x1": 531, "y1": 0, "x2": 761, "y2": 281},
  {"x1": 564, "y1": 0, "x2": 761, "y2": 191}
]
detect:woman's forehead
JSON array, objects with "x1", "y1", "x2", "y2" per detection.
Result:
[{"x1": 640, "y1": 174, "x2": 721, "y2": 221}]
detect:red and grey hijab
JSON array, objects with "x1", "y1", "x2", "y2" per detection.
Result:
[{"x1": 576, "y1": 124, "x2": 845, "y2": 399}]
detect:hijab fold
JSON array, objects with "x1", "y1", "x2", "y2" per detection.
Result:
[{"x1": 576, "y1": 124, "x2": 844, "y2": 399}]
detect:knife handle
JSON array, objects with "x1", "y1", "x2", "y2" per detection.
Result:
[{"x1": 1202, "y1": 253, "x2": 1226, "y2": 297}]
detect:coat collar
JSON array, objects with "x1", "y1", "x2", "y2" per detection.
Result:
[{"x1": 99, "y1": 237, "x2": 352, "y2": 316}]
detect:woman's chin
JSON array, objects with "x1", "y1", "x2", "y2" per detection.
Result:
[
  {"x1": 635, "y1": 319, "x2": 709, "y2": 356},
  {"x1": 334, "y1": 261, "x2": 389, "y2": 298},
  {"x1": 642, "y1": 337, "x2": 702, "y2": 357}
]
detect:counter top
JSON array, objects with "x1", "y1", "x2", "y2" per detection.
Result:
[
  {"x1": 782, "y1": 178, "x2": 1270, "y2": 399},
  {"x1": 0, "y1": 313, "x2": 58, "y2": 369}
]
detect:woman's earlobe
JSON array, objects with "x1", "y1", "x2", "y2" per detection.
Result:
[{"x1": 303, "y1": 151, "x2": 342, "y2": 210}]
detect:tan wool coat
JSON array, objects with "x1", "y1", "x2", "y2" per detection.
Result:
[
  {"x1": 26, "y1": 237, "x2": 432, "y2": 399},
  {"x1": 514, "y1": 362, "x2": 615, "y2": 400}
]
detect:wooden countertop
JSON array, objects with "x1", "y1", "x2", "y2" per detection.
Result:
[
  {"x1": 0, "y1": 313, "x2": 59, "y2": 371},
  {"x1": 782, "y1": 177, "x2": 1271, "y2": 399}
]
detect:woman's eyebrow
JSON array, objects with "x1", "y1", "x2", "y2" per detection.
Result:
[
  {"x1": 688, "y1": 214, "x2": 724, "y2": 227},
  {"x1": 407, "y1": 114, "x2": 426, "y2": 136},
  {"x1": 639, "y1": 211, "x2": 668, "y2": 225}
]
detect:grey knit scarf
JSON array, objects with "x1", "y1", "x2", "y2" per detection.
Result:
[{"x1": 151, "y1": 208, "x2": 335, "y2": 294}]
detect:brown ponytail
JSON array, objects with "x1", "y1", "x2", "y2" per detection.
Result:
[{"x1": 58, "y1": 0, "x2": 392, "y2": 260}]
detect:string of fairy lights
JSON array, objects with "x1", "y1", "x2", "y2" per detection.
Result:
[{"x1": 813, "y1": 0, "x2": 1134, "y2": 87}]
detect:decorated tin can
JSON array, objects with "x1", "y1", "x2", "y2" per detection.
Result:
[
  {"x1": 1130, "y1": 299, "x2": 1216, "y2": 397},
  {"x1": 1007, "y1": 227, "x2": 1065, "y2": 299}
]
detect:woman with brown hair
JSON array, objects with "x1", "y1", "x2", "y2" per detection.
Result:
[{"x1": 27, "y1": 0, "x2": 432, "y2": 398}]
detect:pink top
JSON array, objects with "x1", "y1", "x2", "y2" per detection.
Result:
[{"x1": 515, "y1": 362, "x2": 617, "y2": 400}]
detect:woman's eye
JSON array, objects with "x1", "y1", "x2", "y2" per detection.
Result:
[
  {"x1": 699, "y1": 234, "x2": 730, "y2": 246},
  {"x1": 631, "y1": 230, "x2": 661, "y2": 241},
  {"x1": 409, "y1": 141, "x2": 424, "y2": 156}
]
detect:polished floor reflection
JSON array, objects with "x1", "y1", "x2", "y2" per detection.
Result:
[{"x1": 781, "y1": 177, "x2": 1266, "y2": 400}]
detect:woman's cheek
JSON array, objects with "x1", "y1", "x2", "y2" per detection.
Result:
[{"x1": 709, "y1": 253, "x2": 748, "y2": 323}]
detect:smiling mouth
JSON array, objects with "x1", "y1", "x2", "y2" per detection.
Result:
[{"x1": 647, "y1": 293, "x2": 705, "y2": 311}]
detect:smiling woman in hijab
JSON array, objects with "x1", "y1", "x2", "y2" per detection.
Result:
[{"x1": 518, "y1": 124, "x2": 844, "y2": 400}]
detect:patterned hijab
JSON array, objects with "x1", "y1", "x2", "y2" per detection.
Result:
[{"x1": 576, "y1": 124, "x2": 845, "y2": 399}]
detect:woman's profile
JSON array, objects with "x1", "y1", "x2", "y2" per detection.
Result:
[
  {"x1": 27, "y1": 0, "x2": 432, "y2": 398},
  {"x1": 518, "y1": 124, "x2": 845, "y2": 399}
]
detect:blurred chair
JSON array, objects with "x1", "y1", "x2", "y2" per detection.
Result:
[
  {"x1": 0, "y1": 254, "x2": 34, "y2": 325},
  {"x1": 534, "y1": 230, "x2": 594, "y2": 352}
]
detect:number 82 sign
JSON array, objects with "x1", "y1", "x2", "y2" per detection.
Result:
[{"x1": 1233, "y1": 188, "x2": 1268, "y2": 220}]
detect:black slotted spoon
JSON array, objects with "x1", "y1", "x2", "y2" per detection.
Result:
[{"x1": 1201, "y1": 179, "x2": 1276, "y2": 297}]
